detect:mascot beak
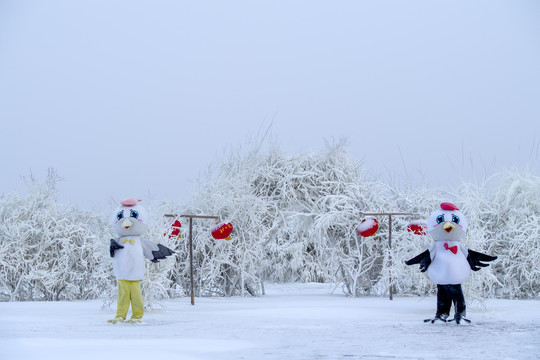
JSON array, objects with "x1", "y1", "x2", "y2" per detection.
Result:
[
  {"x1": 443, "y1": 222, "x2": 455, "y2": 233},
  {"x1": 122, "y1": 218, "x2": 133, "y2": 229}
]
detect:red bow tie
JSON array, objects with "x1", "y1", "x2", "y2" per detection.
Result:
[{"x1": 444, "y1": 243, "x2": 458, "y2": 254}]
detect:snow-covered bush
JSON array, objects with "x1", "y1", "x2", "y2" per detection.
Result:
[
  {"x1": 171, "y1": 141, "x2": 400, "y2": 297},
  {"x1": 1, "y1": 151, "x2": 538, "y2": 303},
  {"x1": 0, "y1": 171, "x2": 113, "y2": 301},
  {"x1": 175, "y1": 142, "x2": 540, "y2": 300},
  {"x1": 488, "y1": 171, "x2": 540, "y2": 298},
  {"x1": 169, "y1": 145, "x2": 273, "y2": 297}
]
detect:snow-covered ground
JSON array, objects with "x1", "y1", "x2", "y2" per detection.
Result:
[{"x1": 1, "y1": 283, "x2": 539, "y2": 360}]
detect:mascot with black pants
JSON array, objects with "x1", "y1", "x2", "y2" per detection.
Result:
[{"x1": 405, "y1": 202, "x2": 497, "y2": 324}]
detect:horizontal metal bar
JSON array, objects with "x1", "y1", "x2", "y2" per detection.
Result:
[
  {"x1": 164, "y1": 214, "x2": 220, "y2": 219},
  {"x1": 362, "y1": 213, "x2": 419, "y2": 216}
]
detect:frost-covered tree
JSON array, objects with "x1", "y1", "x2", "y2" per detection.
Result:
[
  {"x1": 0, "y1": 170, "x2": 112, "y2": 301},
  {"x1": 171, "y1": 145, "x2": 273, "y2": 297},
  {"x1": 167, "y1": 140, "x2": 398, "y2": 297},
  {"x1": 488, "y1": 171, "x2": 540, "y2": 298},
  {"x1": 1, "y1": 152, "x2": 538, "y2": 303},
  {"x1": 177, "y1": 142, "x2": 540, "y2": 300}
]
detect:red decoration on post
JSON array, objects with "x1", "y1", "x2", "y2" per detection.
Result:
[
  {"x1": 356, "y1": 217, "x2": 379, "y2": 237},
  {"x1": 165, "y1": 219, "x2": 182, "y2": 239},
  {"x1": 407, "y1": 220, "x2": 427, "y2": 235},
  {"x1": 211, "y1": 222, "x2": 233, "y2": 240}
]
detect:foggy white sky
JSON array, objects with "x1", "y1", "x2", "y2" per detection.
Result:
[{"x1": 1, "y1": 0, "x2": 539, "y2": 212}]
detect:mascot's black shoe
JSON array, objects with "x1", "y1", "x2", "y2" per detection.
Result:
[
  {"x1": 424, "y1": 313, "x2": 449, "y2": 323},
  {"x1": 448, "y1": 312, "x2": 471, "y2": 324}
]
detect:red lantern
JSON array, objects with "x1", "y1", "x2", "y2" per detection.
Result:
[
  {"x1": 164, "y1": 220, "x2": 182, "y2": 239},
  {"x1": 407, "y1": 220, "x2": 427, "y2": 235},
  {"x1": 356, "y1": 217, "x2": 378, "y2": 237},
  {"x1": 211, "y1": 222, "x2": 233, "y2": 240}
]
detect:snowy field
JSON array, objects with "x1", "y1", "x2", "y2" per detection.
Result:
[{"x1": 1, "y1": 283, "x2": 539, "y2": 360}]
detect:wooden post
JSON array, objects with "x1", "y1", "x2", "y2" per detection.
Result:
[
  {"x1": 388, "y1": 214, "x2": 393, "y2": 301},
  {"x1": 362, "y1": 212, "x2": 418, "y2": 300},
  {"x1": 189, "y1": 216, "x2": 194, "y2": 305},
  {"x1": 165, "y1": 214, "x2": 220, "y2": 305}
]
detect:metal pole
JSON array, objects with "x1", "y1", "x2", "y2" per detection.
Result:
[
  {"x1": 165, "y1": 214, "x2": 220, "y2": 220},
  {"x1": 189, "y1": 216, "x2": 194, "y2": 305},
  {"x1": 362, "y1": 212, "x2": 418, "y2": 301},
  {"x1": 164, "y1": 214, "x2": 219, "y2": 306},
  {"x1": 388, "y1": 214, "x2": 393, "y2": 301}
]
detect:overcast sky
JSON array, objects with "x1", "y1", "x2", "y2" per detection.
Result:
[{"x1": 1, "y1": 0, "x2": 539, "y2": 212}]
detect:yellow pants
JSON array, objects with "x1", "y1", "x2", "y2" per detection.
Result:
[{"x1": 115, "y1": 280, "x2": 144, "y2": 320}]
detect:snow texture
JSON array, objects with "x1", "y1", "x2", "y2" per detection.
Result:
[
  {"x1": 0, "y1": 283, "x2": 539, "y2": 360},
  {"x1": 211, "y1": 221, "x2": 227, "y2": 233}
]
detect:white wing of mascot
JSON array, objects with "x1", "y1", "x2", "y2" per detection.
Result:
[
  {"x1": 108, "y1": 198, "x2": 175, "y2": 323},
  {"x1": 405, "y1": 202, "x2": 497, "y2": 324}
]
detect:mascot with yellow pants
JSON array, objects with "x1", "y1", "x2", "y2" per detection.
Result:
[{"x1": 108, "y1": 198, "x2": 175, "y2": 324}]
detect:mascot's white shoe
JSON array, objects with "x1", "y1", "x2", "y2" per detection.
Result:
[
  {"x1": 107, "y1": 316, "x2": 125, "y2": 324},
  {"x1": 107, "y1": 316, "x2": 143, "y2": 324}
]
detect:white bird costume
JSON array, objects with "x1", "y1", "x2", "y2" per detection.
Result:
[
  {"x1": 405, "y1": 202, "x2": 497, "y2": 324},
  {"x1": 108, "y1": 199, "x2": 175, "y2": 323}
]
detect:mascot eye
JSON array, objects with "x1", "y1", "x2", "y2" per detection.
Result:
[
  {"x1": 436, "y1": 215, "x2": 445, "y2": 224},
  {"x1": 130, "y1": 210, "x2": 139, "y2": 219},
  {"x1": 452, "y1": 215, "x2": 460, "y2": 224},
  {"x1": 116, "y1": 211, "x2": 124, "y2": 221}
]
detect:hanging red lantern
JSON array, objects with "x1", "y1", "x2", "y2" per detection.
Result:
[
  {"x1": 356, "y1": 217, "x2": 379, "y2": 237},
  {"x1": 211, "y1": 222, "x2": 233, "y2": 240},
  {"x1": 407, "y1": 220, "x2": 427, "y2": 235},
  {"x1": 164, "y1": 219, "x2": 182, "y2": 239}
]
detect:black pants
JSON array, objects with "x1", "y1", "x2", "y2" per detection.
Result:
[{"x1": 436, "y1": 284, "x2": 466, "y2": 317}]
